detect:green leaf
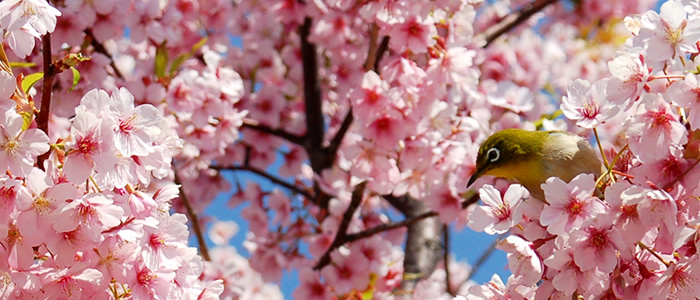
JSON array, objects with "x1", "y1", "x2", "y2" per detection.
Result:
[
  {"x1": 169, "y1": 54, "x2": 187, "y2": 76},
  {"x1": 9, "y1": 62, "x2": 36, "y2": 68},
  {"x1": 68, "y1": 66, "x2": 80, "y2": 92},
  {"x1": 0, "y1": 46, "x2": 11, "y2": 74},
  {"x1": 154, "y1": 43, "x2": 169, "y2": 79},
  {"x1": 20, "y1": 111, "x2": 33, "y2": 131},
  {"x1": 63, "y1": 53, "x2": 90, "y2": 68},
  {"x1": 169, "y1": 36, "x2": 208, "y2": 76},
  {"x1": 22, "y1": 72, "x2": 44, "y2": 93}
]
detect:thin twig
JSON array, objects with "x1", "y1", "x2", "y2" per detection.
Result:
[
  {"x1": 443, "y1": 225, "x2": 454, "y2": 296},
  {"x1": 466, "y1": 233, "x2": 506, "y2": 281},
  {"x1": 342, "y1": 192, "x2": 480, "y2": 246},
  {"x1": 593, "y1": 128, "x2": 610, "y2": 168},
  {"x1": 84, "y1": 29, "x2": 125, "y2": 79},
  {"x1": 663, "y1": 158, "x2": 700, "y2": 191},
  {"x1": 478, "y1": 0, "x2": 560, "y2": 47},
  {"x1": 241, "y1": 118, "x2": 306, "y2": 146},
  {"x1": 345, "y1": 210, "x2": 437, "y2": 242},
  {"x1": 173, "y1": 165, "x2": 211, "y2": 261},
  {"x1": 213, "y1": 165, "x2": 315, "y2": 200},
  {"x1": 638, "y1": 241, "x2": 670, "y2": 267},
  {"x1": 36, "y1": 33, "x2": 56, "y2": 171},
  {"x1": 313, "y1": 182, "x2": 368, "y2": 270}
]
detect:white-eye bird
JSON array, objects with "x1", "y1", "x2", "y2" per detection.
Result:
[{"x1": 467, "y1": 128, "x2": 604, "y2": 202}]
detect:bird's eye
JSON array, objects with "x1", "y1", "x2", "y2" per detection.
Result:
[{"x1": 486, "y1": 148, "x2": 500, "y2": 163}]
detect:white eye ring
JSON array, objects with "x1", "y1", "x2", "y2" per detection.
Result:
[{"x1": 486, "y1": 148, "x2": 500, "y2": 163}]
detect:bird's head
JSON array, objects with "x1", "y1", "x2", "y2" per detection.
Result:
[{"x1": 468, "y1": 129, "x2": 545, "y2": 188}]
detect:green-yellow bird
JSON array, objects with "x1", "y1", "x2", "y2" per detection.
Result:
[{"x1": 467, "y1": 128, "x2": 605, "y2": 202}]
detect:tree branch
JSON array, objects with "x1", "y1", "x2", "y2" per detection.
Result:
[
  {"x1": 477, "y1": 0, "x2": 560, "y2": 47},
  {"x1": 345, "y1": 210, "x2": 437, "y2": 242},
  {"x1": 173, "y1": 165, "x2": 211, "y2": 261},
  {"x1": 313, "y1": 182, "x2": 368, "y2": 270},
  {"x1": 339, "y1": 193, "x2": 480, "y2": 257},
  {"x1": 299, "y1": 17, "x2": 325, "y2": 165},
  {"x1": 364, "y1": 24, "x2": 380, "y2": 72},
  {"x1": 374, "y1": 36, "x2": 390, "y2": 73},
  {"x1": 325, "y1": 108, "x2": 353, "y2": 162},
  {"x1": 241, "y1": 118, "x2": 306, "y2": 147},
  {"x1": 213, "y1": 165, "x2": 315, "y2": 200},
  {"x1": 36, "y1": 33, "x2": 56, "y2": 171}
]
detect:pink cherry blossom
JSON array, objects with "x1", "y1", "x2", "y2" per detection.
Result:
[
  {"x1": 468, "y1": 184, "x2": 527, "y2": 234},
  {"x1": 543, "y1": 246, "x2": 609, "y2": 298},
  {"x1": 561, "y1": 78, "x2": 620, "y2": 128},
  {"x1": 487, "y1": 81, "x2": 534, "y2": 114},
  {"x1": 667, "y1": 73, "x2": 700, "y2": 130},
  {"x1": 2, "y1": 0, "x2": 699, "y2": 298},
  {"x1": 208, "y1": 220, "x2": 239, "y2": 246},
  {"x1": 350, "y1": 71, "x2": 391, "y2": 119},
  {"x1": 0, "y1": 71, "x2": 16, "y2": 99},
  {"x1": 496, "y1": 235, "x2": 543, "y2": 285},
  {"x1": 140, "y1": 214, "x2": 190, "y2": 271},
  {"x1": 127, "y1": 261, "x2": 175, "y2": 300},
  {"x1": 128, "y1": 189, "x2": 157, "y2": 219},
  {"x1": 606, "y1": 52, "x2": 650, "y2": 105},
  {"x1": 321, "y1": 250, "x2": 370, "y2": 294},
  {"x1": 427, "y1": 184, "x2": 463, "y2": 223},
  {"x1": 293, "y1": 268, "x2": 331, "y2": 300},
  {"x1": 624, "y1": 186, "x2": 678, "y2": 234},
  {"x1": 0, "y1": 0, "x2": 61, "y2": 35},
  {"x1": 626, "y1": 93, "x2": 687, "y2": 163},
  {"x1": 540, "y1": 174, "x2": 607, "y2": 235},
  {"x1": 602, "y1": 181, "x2": 646, "y2": 246},
  {"x1": 361, "y1": 109, "x2": 408, "y2": 151},
  {"x1": 63, "y1": 111, "x2": 117, "y2": 184},
  {"x1": 636, "y1": 0, "x2": 700, "y2": 61},
  {"x1": 0, "y1": 109, "x2": 50, "y2": 176},
  {"x1": 655, "y1": 258, "x2": 700, "y2": 299},
  {"x1": 51, "y1": 193, "x2": 124, "y2": 241},
  {"x1": 41, "y1": 267, "x2": 103, "y2": 299},
  {"x1": 570, "y1": 217, "x2": 625, "y2": 273},
  {"x1": 386, "y1": 15, "x2": 437, "y2": 53},
  {"x1": 108, "y1": 87, "x2": 162, "y2": 157}
]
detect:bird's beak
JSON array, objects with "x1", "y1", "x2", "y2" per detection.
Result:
[{"x1": 467, "y1": 169, "x2": 482, "y2": 188}]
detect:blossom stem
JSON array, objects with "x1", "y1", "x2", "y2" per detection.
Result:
[
  {"x1": 596, "y1": 143, "x2": 630, "y2": 187},
  {"x1": 638, "y1": 242, "x2": 670, "y2": 267},
  {"x1": 648, "y1": 74, "x2": 685, "y2": 81},
  {"x1": 173, "y1": 165, "x2": 211, "y2": 261},
  {"x1": 88, "y1": 176, "x2": 102, "y2": 193},
  {"x1": 593, "y1": 128, "x2": 610, "y2": 168}
]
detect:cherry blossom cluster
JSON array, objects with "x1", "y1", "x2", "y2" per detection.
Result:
[
  {"x1": 0, "y1": 76, "x2": 224, "y2": 297},
  {"x1": 467, "y1": 1, "x2": 700, "y2": 298},
  {"x1": 1, "y1": 0, "x2": 686, "y2": 299}
]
